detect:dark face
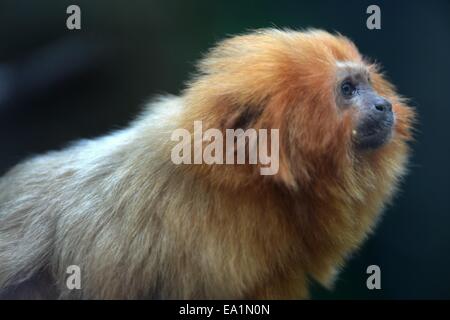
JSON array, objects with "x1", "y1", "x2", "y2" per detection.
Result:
[{"x1": 336, "y1": 62, "x2": 394, "y2": 150}]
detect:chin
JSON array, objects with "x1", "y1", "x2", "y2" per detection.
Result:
[{"x1": 356, "y1": 128, "x2": 394, "y2": 150}]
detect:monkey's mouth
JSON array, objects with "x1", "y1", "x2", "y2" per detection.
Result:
[{"x1": 354, "y1": 115, "x2": 395, "y2": 150}]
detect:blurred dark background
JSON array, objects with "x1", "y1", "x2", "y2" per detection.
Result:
[{"x1": 0, "y1": 0, "x2": 449, "y2": 299}]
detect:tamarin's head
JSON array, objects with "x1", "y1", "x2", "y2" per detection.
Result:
[{"x1": 183, "y1": 29, "x2": 415, "y2": 190}]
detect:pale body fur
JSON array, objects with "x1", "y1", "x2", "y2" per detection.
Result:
[{"x1": 0, "y1": 97, "x2": 302, "y2": 299}]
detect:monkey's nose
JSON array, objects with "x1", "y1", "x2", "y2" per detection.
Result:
[{"x1": 374, "y1": 99, "x2": 392, "y2": 113}]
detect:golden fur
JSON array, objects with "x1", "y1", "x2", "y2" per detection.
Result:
[{"x1": 0, "y1": 29, "x2": 414, "y2": 299}]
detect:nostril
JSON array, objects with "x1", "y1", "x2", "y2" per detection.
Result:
[
  {"x1": 374, "y1": 100, "x2": 392, "y2": 112},
  {"x1": 375, "y1": 104, "x2": 385, "y2": 112}
]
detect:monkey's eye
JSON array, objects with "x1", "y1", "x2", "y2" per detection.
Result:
[{"x1": 341, "y1": 81, "x2": 356, "y2": 98}]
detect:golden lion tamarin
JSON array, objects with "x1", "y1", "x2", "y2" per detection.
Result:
[{"x1": 0, "y1": 29, "x2": 414, "y2": 299}]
